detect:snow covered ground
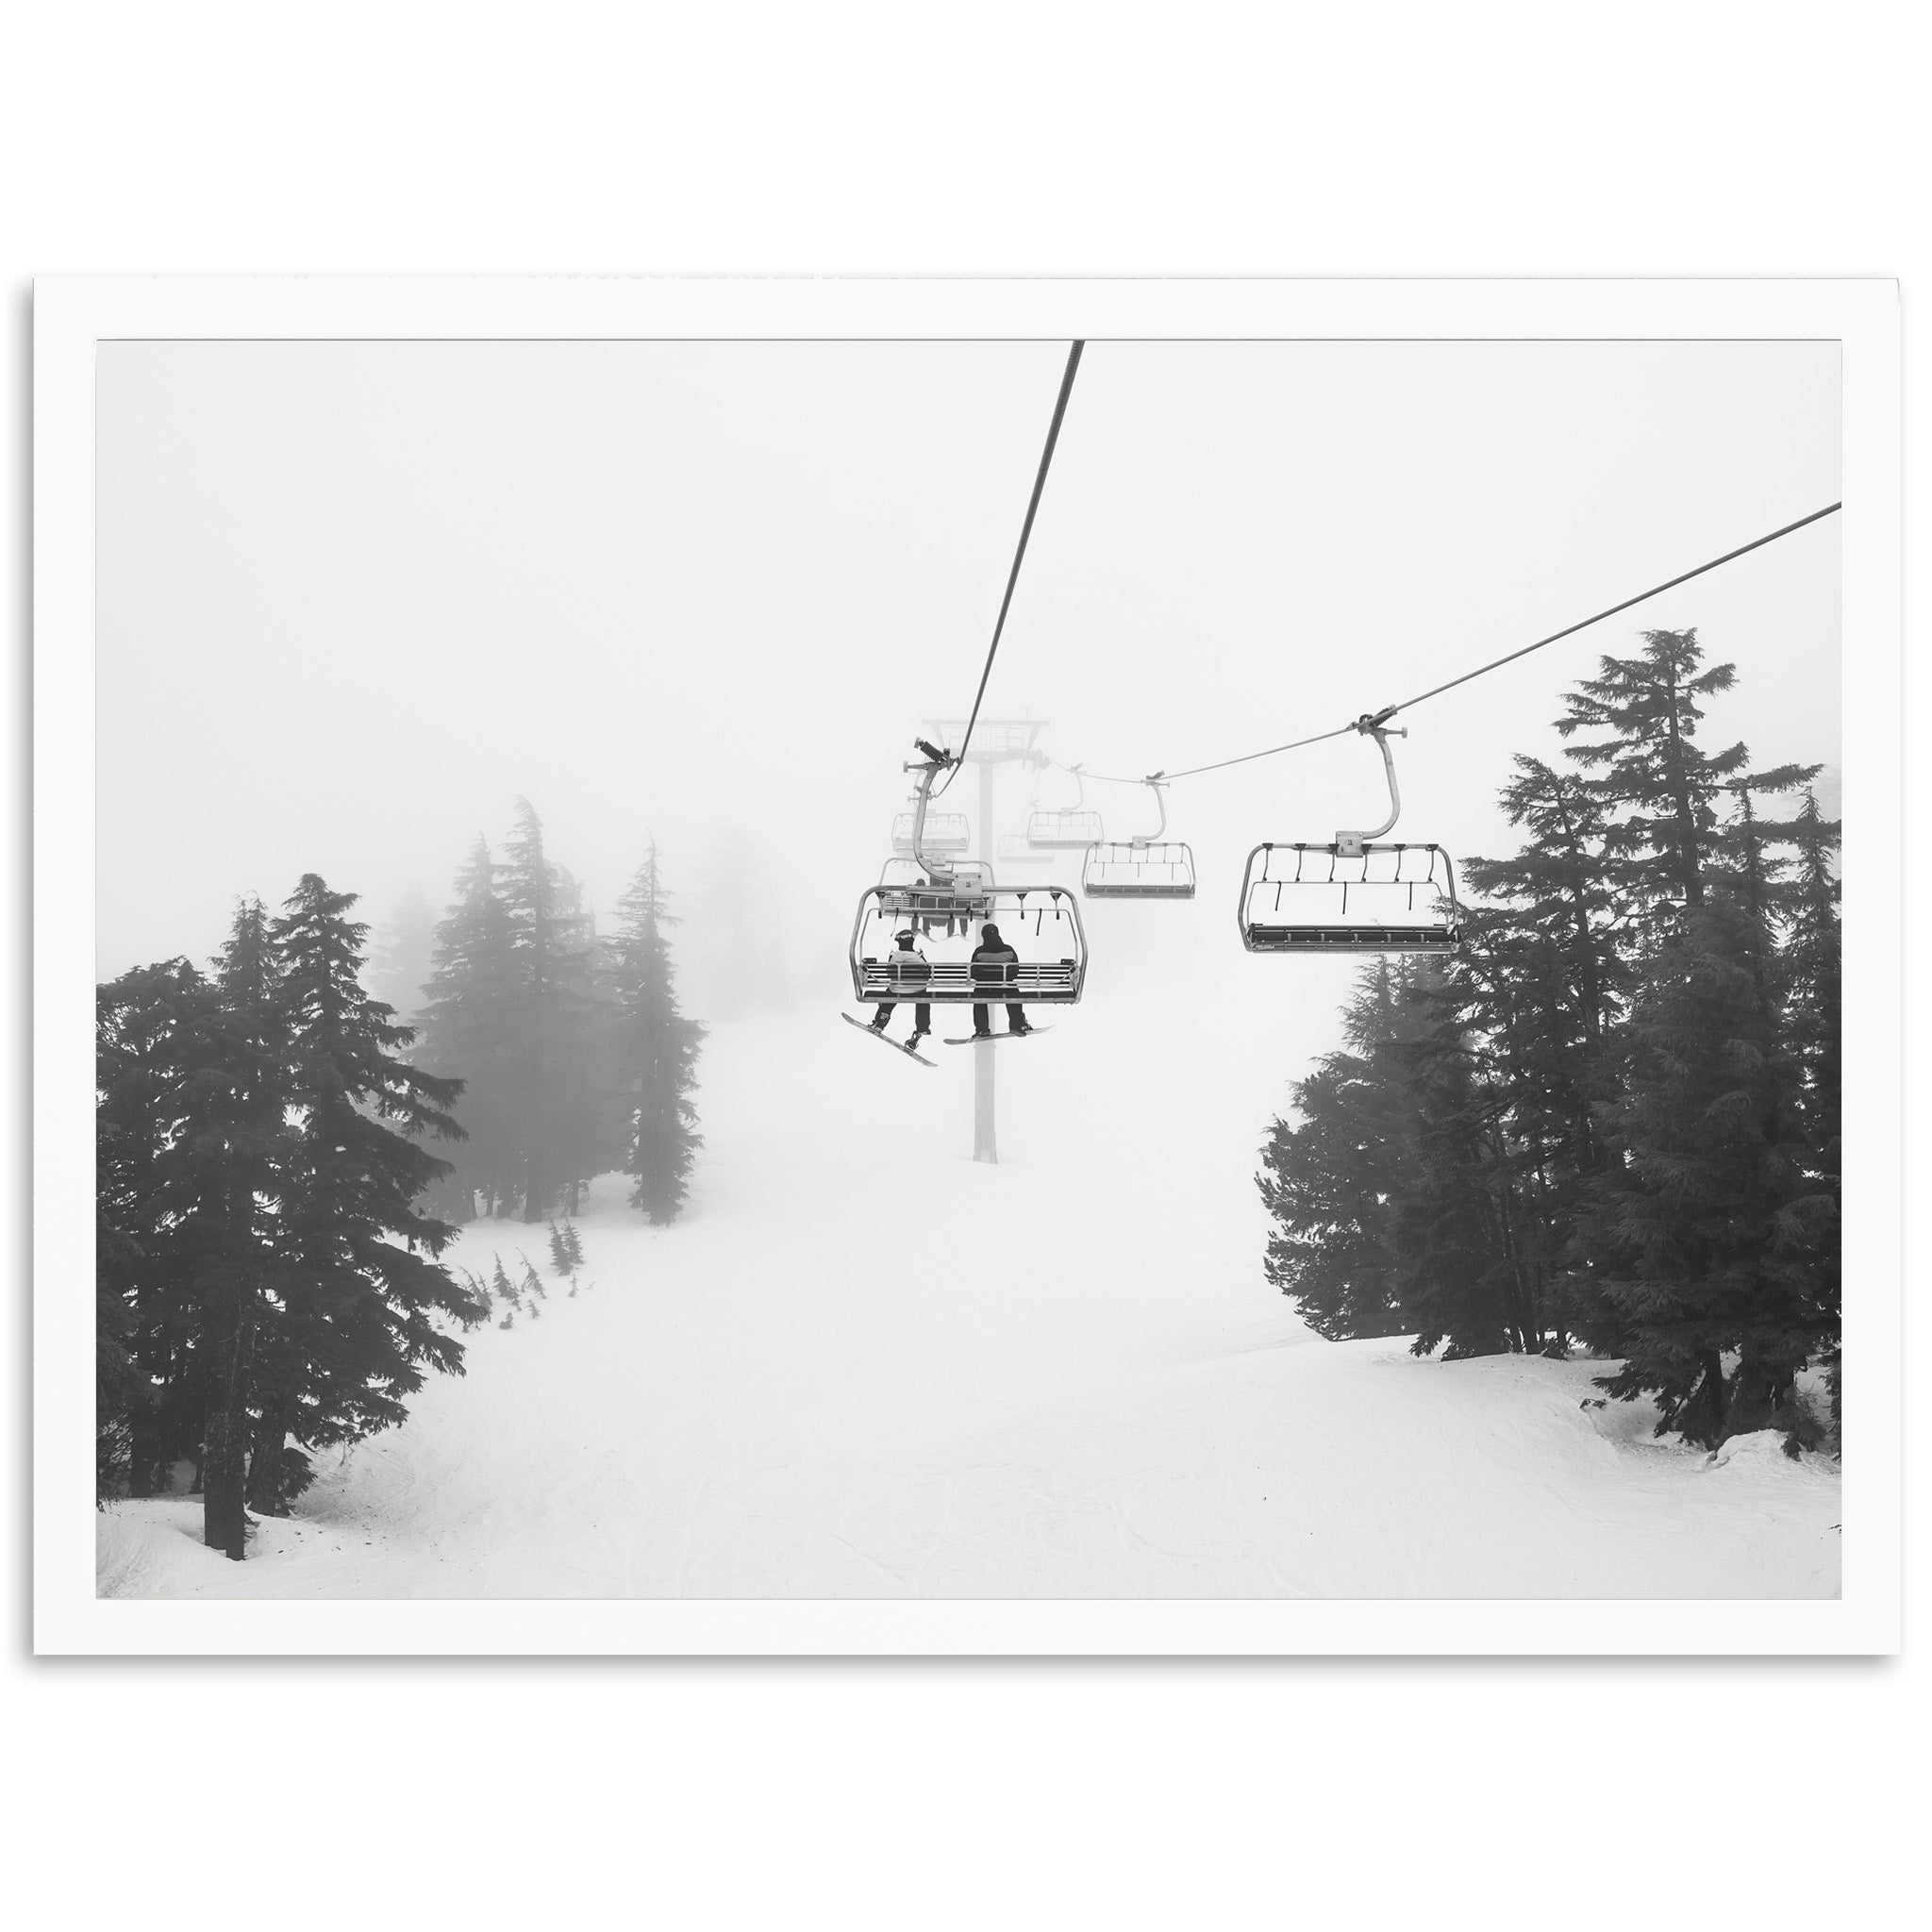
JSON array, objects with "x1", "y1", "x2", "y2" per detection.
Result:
[{"x1": 97, "y1": 938, "x2": 1841, "y2": 1601}]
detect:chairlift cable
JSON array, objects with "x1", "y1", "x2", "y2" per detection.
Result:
[
  {"x1": 939, "y1": 341, "x2": 1085, "y2": 794},
  {"x1": 1381, "y1": 499, "x2": 1842, "y2": 719},
  {"x1": 1047, "y1": 501, "x2": 1841, "y2": 788}
]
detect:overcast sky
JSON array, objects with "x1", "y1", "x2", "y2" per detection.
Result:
[{"x1": 95, "y1": 336, "x2": 1840, "y2": 985}]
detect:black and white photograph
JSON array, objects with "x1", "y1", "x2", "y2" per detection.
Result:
[
  {"x1": 38, "y1": 281, "x2": 1894, "y2": 1647},
  {"x1": 25, "y1": 275, "x2": 1897, "y2": 1664}
]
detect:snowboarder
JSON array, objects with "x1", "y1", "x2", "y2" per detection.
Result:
[
  {"x1": 971, "y1": 922, "x2": 1032, "y2": 1038},
  {"x1": 870, "y1": 930, "x2": 932, "y2": 1049}
]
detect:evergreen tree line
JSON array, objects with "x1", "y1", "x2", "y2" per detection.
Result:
[
  {"x1": 96, "y1": 808, "x2": 704, "y2": 1557},
  {"x1": 411, "y1": 799, "x2": 705, "y2": 1227},
  {"x1": 1257, "y1": 629, "x2": 1840, "y2": 1453},
  {"x1": 97, "y1": 877, "x2": 470, "y2": 1554}
]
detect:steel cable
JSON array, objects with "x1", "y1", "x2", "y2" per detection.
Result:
[
  {"x1": 940, "y1": 341, "x2": 1085, "y2": 792},
  {"x1": 1051, "y1": 502, "x2": 1840, "y2": 788}
]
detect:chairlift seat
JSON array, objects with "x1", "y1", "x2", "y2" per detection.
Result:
[
  {"x1": 1026, "y1": 808, "x2": 1107, "y2": 850},
  {"x1": 1238, "y1": 841, "x2": 1462, "y2": 956},
  {"x1": 1082, "y1": 840, "x2": 1198, "y2": 900},
  {"x1": 1244, "y1": 923, "x2": 1457, "y2": 953},
  {"x1": 850, "y1": 883, "x2": 1089, "y2": 1005},
  {"x1": 851, "y1": 958, "x2": 1084, "y2": 1003},
  {"x1": 891, "y1": 810, "x2": 971, "y2": 856}
]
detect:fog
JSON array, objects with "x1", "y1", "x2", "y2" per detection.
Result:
[{"x1": 96, "y1": 337, "x2": 1840, "y2": 1011}]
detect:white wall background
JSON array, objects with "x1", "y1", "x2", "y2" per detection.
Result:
[{"x1": 8, "y1": 5, "x2": 1922, "y2": 1928}]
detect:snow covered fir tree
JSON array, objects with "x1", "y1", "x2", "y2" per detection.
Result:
[{"x1": 1257, "y1": 629, "x2": 1841, "y2": 1455}]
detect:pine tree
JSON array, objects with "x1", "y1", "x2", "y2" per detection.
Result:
[
  {"x1": 95, "y1": 1209, "x2": 144, "y2": 1495},
  {"x1": 1441, "y1": 758, "x2": 1635, "y2": 1354},
  {"x1": 1389, "y1": 975, "x2": 1535, "y2": 1359},
  {"x1": 547, "y1": 867, "x2": 627, "y2": 1212},
  {"x1": 416, "y1": 838, "x2": 522, "y2": 1221},
  {"x1": 1549, "y1": 634, "x2": 1838, "y2": 1447},
  {"x1": 518, "y1": 1256, "x2": 545, "y2": 1302},
  {"x1": 1461, "y1": 756, "x2": 1627, "y2": 1166},
  {"x1": 1568, "y1": 899, "x2": 1824, "y2": 1448},
  {"x1": 97, "y1": 959, "x2": 222, "y2": 1498},
  {"x1": 608, "y1": 839, "x2": 706, "y2": 1224},
  {"x1": 1557, "y1": 627, "x2": 1750, "y2": 924},
  {"x1": 497, "y1": 800, "x2": 614, "y2": 1222},
  {"x1": 365, "y1": 881, "x2": 438, "y2": 1030},
  {"x1": 491, "y1": 1254, "x2": 516, "y2": 1309},
  {"x1": 562, "y1": 1221, "x2": 585, "y2": 1270},
  {"x1": 190, "y1": 894, "x2": 293, "y2": 1557},
  {"x1": 452, "y1": 1269, "x2": 492, "y2": 1331},
  {"x1": 1257, "y1": 961, "x2": 1420, "y2": 1341},
  {"x1": 246, "y1": 874, "x2": 471, "y2": 1514},
  {"x1": 1780, "y1": 788, "x2": 1842, "y2": 1441},
  {"x1": 95, "y1": 925, "x2": 291, "y2": 1554},
  {"x1": 546, "y1": 1220, "x2": 571, "y2": 1275}
]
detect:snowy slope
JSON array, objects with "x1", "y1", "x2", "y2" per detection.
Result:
[{"x1": 97, "y1": 943, "x2": 1841, "y2": 1602}]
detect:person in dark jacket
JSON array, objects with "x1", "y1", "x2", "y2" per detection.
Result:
[
  {"x1": 970, "y1": 922, "x2": 1032, "y2": 1038},
  {"x1": 870, "y1": 930, "x2": 931, "y2": 1048}
]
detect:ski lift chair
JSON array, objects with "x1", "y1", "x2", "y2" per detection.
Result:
[
  {"x1": 1027, "y1": 808, "x2": 1107, "y2": 849},
  {"x1": 1238, "y1": 715, "x2": 1461, "y2": 953},
  {"x1": 1081, "y1": 776, "x2": 1197, "y2": 899},
  {"x1": 851, "y1": 884, "x2": 1089, "y2": 1005},
  {"x1": 1026, "y1": 766, "x2": 1107, "y2": 850},
  {"x1": 891, "y1": 809, "x2": 971, "y2": 856}
]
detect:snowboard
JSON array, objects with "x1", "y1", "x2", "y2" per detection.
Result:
[
  {"x1": 841, "y1": 1012, "x2": 937, "y2": 1066},
  {"x1": 941, "y1": 1026, "x2": 1054, "y2": 1045}
]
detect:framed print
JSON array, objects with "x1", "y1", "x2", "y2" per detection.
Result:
[{"x1": 36, "y1": 276, "x2": 1899, "y2": 1654}]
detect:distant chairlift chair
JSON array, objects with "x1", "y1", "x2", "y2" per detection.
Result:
[
  {"x1": 1081, "y1": 776, "x2": 1196, "y2": 899},
  {"x1": 1238, "y1": 714, "x2": 1461, "y2": 953},
  {"x1": 1025, "y1": 764, "x2": 1107, "y2": 849},
  {"x1": 891, "y1": 809, "x2": 971, "y2": 856}
]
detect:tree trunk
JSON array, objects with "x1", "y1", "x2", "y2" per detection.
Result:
[
  {"x1": 202, "y1": 1408, "x2": 247, "y2": 1559},
  {"x1": 202, "y1": 1272, "x2": 254, "y2": 1558},
  {"x1": 127, "y1": 1413, "x2": 162, "y2": 1499},
  {"x1": 246, "y1": 1397, "x2": 295, "y2": 1515},
  {"x1": 1673, "y1": 1349, "x2": 1729, "y2": 1448}
]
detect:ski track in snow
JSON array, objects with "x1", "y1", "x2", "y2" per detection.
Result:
[{"x1": 97, "y1": 969, "x2": 1842, "y2": 1602}]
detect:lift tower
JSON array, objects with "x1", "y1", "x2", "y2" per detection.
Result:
[
  {"x1": 917, "y1": 721, "x2": 1049, "y2": 1167},
  {"x1": 919, "y1": 718, "x2": 1050, "y2": 871}
]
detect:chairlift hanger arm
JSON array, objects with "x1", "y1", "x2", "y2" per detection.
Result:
[
  {"x1": 900, "y1": 741, "x2": 958, "y2": 884},
  {"x1": 1334, "y1": 718, "x2": 1407, "y2": 856}
]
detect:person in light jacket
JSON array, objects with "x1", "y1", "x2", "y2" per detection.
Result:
[
  {"x1": 970, "y1": 922, "x2": 1032, "y2": 1038},
  {"x1": 869, "y1": 930, "x2": 931, "y2": 1048}
]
